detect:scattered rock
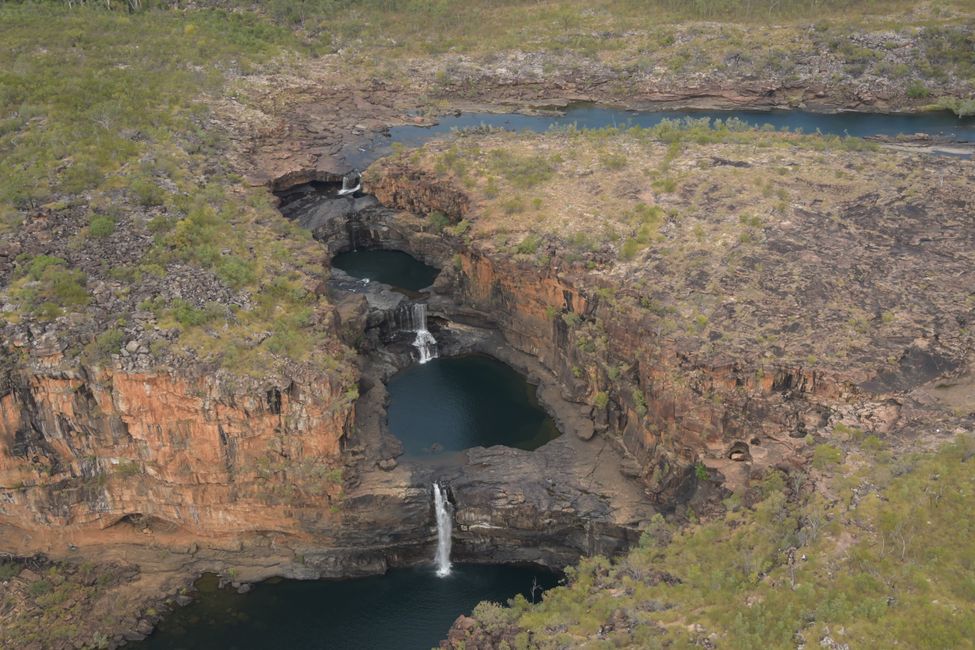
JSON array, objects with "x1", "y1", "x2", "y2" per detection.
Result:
[{"x1": 576, "y1": 419, "x2": 596, "y2": 441}]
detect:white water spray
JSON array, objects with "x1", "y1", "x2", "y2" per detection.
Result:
[
  {"x1": 410, "y1": 303, "x2": 438, "y2": 364},
  {"x1": 433, "y1": 482, "x2": 453, "y2": 577}
]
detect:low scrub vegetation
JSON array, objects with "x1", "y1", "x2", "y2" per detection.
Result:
[
  {"x1": 6, "y1": 254, "x2": 89, "y2": 321},
  {"x1": 0, "y1": 3, "x2": 351, "y2": 376},
  {"x1": 466, "y1": 434, "x2": 975, "y2": 648},
  {"x1": 0, "y1": 557, "x2": 145, "y2": 650}
]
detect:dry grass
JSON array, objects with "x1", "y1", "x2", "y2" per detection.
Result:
[{"x1": 387, "y1": 126, "x2": 903, "y2": 259}]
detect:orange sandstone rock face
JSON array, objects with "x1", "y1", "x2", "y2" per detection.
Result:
[
  {"x1": 369, "y1": 163, "x2": 471, "y2": 223},
  {"x1": 0, "y1": 364, "x2": 351, "y2": 540},
  {"x1": 451, "y1": 248, "x2": 861, "y2": 501}
]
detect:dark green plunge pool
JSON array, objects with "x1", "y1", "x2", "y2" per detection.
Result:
[
  {"x1": 331, "y1": 249, "x2": 439, "y2": 292},
  {"x1": 386, "y1": 354, "x2": 561, "y2": 455},
  {"x1": 134, "y1": 565, "x2": 557, "y2": 650}
]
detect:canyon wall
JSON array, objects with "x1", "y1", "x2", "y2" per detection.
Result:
[
  {"x1": 450, "y1": 249, "x2": 846, "y2": 502},
  {"x1": 0, "y1": 348, "x2": 352, "y2": 544},
  {"x1": 368, "y1": 167, "x2": 860, "y2": 504}
]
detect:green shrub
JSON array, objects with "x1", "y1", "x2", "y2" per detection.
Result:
[
  {"x1": 652, "y1": 176, "x2": 677, "y2": 193},
  {"x1": 593, "y1": 391, "x2": 609, "y2": 408},
  {"x1": 87, "y1": 328, "x2": 125, "y2": 361},
  {"x1": 632, "y1": 387, "x2": 648, "y2": 416},
  {"x1": 34, "y1": 302, "x2": 63, "y2": 321},
  {"x1": 131, "y1": 177, "x2": 166, "y2": 206},
  {"x1": 515, "y1": 234, "x2": 541, "y2": 255},
  {"x1": 217, "y1": 255, "x2": 256, "y2": 288},
  {"x1": 861, "y1": 434, "x2": 885, "y2": 451},
  {"x1": 170, "y1": 299, "x2": 226, "y2": 328},
  {"x1": 936, "y1": 96, "x2": 975, "y2": 117},
  {"x1": 907, "y1": 82, "x2": 931, "y2": 99},
  {"x1": 813, "y1": 443, "x2": 844, "y2": 469},
  {"x1": 29, "y1": 580, "x2": 52, "y2": 597},
  {"x1": 88, "y1": 215, "x2": 116, "y2": 238},
  {"x1": 695, "y1": 462, "x2": 709, "y2": 480},
  {"x1": 45, "y1": 267, "x2": 88, "y2": 306},
  {"x1": 428, "y1": 210, "x2": 450, "y2": 232},
  {"x1": 12, "y1": 256, "x2": 89, "y2": 316},
  {"x1": 600, "y1": 152, "x2": 628, "y2": 170},
  {"x1": 620, "y1": 237, "x2": 641, "y2": 260},
  {"x1": 24, "y1": 255, "x2": 68, "y2": 280},
  {"x1": 447, "y1": 219, "x2": 471, "y2": 236},
  {"x1": 114, "y1": 460, "x2": 141, "y2": 477},
  {"x1": 147, "y1": 215, "x2": 174, "y2": 233},
  {"x1": 501, "y1": 197, "x2": 525, "y2": 215},
  {"x1": 0, "y1": 561, "x2": 21, "y2": 580}
]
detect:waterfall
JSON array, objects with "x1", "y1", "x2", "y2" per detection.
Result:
[
  {"x1": 386, "y1": 302, "x2": 438, "y2": 363},
  {"x1": 339, "y1": 169, "x2": 361, "y2": 250},
  {"x1": 433, "y1": 482, "x2": 453, "y2": 577},
  {"x1": 410, "y1": 303, "x2": 438, "y2": 364}
]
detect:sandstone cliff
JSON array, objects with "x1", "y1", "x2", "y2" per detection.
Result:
[{"x1": 0, "y1": 352, "x2": 351, "y2": 542}]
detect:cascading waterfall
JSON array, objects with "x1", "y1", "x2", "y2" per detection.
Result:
[
  {"x1": 410, "y1": 303, "x2": 438, "y2": 364},
  {"x1": 339, "y1": 170, "x2": 361, "y2": 250},
  {"x1": 433, "y1": 482, "x2": 453, "y2": 577}
]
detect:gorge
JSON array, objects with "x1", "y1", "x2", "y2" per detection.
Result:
[
  {"x1": 1, "y1": 5, "x2": 974, "y2": 643},
  {"x1": 126, "y1": 103, "x2": 975, "y2": 645}
]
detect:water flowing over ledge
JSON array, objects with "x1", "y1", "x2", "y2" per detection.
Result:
[
  {"x1": 411, "y1": 303, "x2": 438, "y2": 364},
  {"x1": 434, "y1": 482, "x2": 453, "y2": 577}
]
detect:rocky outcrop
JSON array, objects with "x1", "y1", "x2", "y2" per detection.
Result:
[
  {"x1": 368, "y1": 163, "x2": 471, "y2": 222},
  {"x1": 447, "y1": 443, "x2": 645, "y2": 566}
]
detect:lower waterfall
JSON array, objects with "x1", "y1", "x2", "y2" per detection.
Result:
[{"x1": 433, "y1": 482, "x2": 453, "y2": 577}]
